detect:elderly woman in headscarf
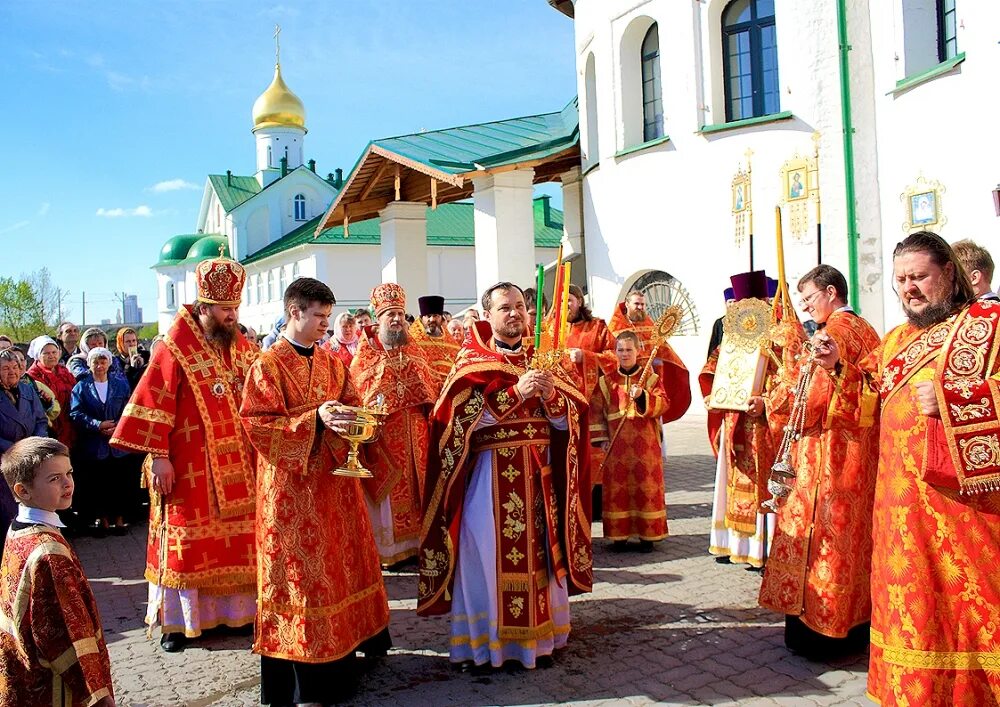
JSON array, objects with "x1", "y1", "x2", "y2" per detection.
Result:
[
  {"x1": 67, "y1": 327, "x2": 124, "y2": 381},
  {"x1": 69, "y1": 346, "x2": 133, "y2": 534},
  {"x1": 26, "y1": 335, "x2": 77, "y2": 447},
  {"x1": 321, "y1": 311, "x2": 359, "y2": 367},
  {"x1": 114, "y1": 326, "x2": 149, "y2": 390},
  {"x1": 8, "y1": 347, "x2": 60, "y2": 428}
]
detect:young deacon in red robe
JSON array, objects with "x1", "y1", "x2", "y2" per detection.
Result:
[
  {"x1": 823, "y1": 233, "x2": 1000, "y2": 706},
  {"x1": 757, "y1": 265, "x2": 880, "y2": 658},
  {"x1": 352, "y1": 284, "x2": 438, "y2": 566},
  {"x1": 111, "y1": 254, "x2": 257, "y2": 653},
  {"x1": 0, "y1": 438, "x2": 114, "y2": 706},
  {"x1": 240, "y1": 278, "x2": 390, "y2": 705},
  {"x1": 589, "y1": 330, "x2": 689, "y2": 551},
  {"x1": 418, "y1": 282, "x2": 592, "y2": 670}
]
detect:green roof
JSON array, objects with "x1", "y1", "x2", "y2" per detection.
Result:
[
  {"x1": 156, "y1": 234, "x2": 204, "y2": 266},
  {"x1": 243, "y1": 196, "x2": 563, "y2": 265},
  {"x1": 371, "y1": 98, "x2": 579, "y2": 175},
  {"x1": 208, "y1": 174, "x2": 261, "y2": 212},
  {"x1": 181, "y1": 235, "x2": 230, "y2": 265}
]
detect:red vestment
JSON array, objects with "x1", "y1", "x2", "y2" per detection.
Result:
[
  {"x1": 351, "y1": 330, "x2": 437, "y2": 565},
  {"x1": 758, "y1": 310, "x2": 881, "y2": 638},
  {"x1": 240, "y1": 340, "x2": 389, "y2": 663},
  {"x1": 0, "y1": 524, "x2": 113, "y2": 706},
  {"x1": 111, "y1": 306, "x2": 257, "y2": 603},
  {"x1": 590, "y1": 367, "x2": 671, "y2": 541},
  {"x1": 608, "y1": 303, "x2": 693, "y2": 425},
  {"x1": 408, "y1": 320, "x2": 460, "y2": 394},
  {"x1": 562, "y1": 319, "x2": 617, "y2": 486},
  {"x1": 418, "y1": 322, "x2": 592, "y2": 639},
  {"x1": 844, "y1": 302, "x2": 1000, "y2": 705}
]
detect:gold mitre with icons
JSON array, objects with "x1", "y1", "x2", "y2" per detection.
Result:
[{"x1": 709, "y1": 271, "x2": 773, "y2": 412}]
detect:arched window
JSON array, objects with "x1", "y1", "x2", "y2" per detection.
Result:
[
  {"x1": 584, "y1": 53, "x2": 600, "y2": 162},
  {"x1": 293, "y1": 194, "x2": 306, "y2": 221},
  {"x1": 640, "y1": 25, "x2": 663, "y2": 142},
  {"x1": 267, "y1": 145, "x2": 272, "y2": 168},
  {"x1": 292, "y1": 261, "x2": 301, "y2": 279},
  {"x1": 722, "y1": 0, "x2": 778, "y2": 122},
  {"x1": 166, "y1": 281, "x2": 176, "y2": 309},
  {"x1": 267, "y1": 271, "x2": 275, "y2": 302},
  {"x1": 279, "y1": 265, "x2": 288, "y2": 298},
  {"x1": 256, "y1": 273, "x2": 264, "y2": 304},
  {"x1": 937, "y1": 0, "x2": 957, "y2": 61}
]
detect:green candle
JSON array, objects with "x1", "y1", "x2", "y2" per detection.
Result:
[{"x1": 534, "y1": 264, "x2": 544, "y2": 349}]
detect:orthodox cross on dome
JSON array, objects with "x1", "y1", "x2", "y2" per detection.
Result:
[{"x1": 274, "y1": 24, "x2": 281, "y2": 67}]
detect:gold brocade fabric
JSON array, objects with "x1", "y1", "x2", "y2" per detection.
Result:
[
  {"x1": 590, "y1": 368, "x2": 670, "y2": 541},
  {"x1": 758, "y1": 311, "x2": 881, "y2": 638},
  {"x1": 860, "y1": 319, "x2": 1000, "y2": 705},
  {"x1": 110, "y1": 306, "x2": 257, "y2": 596},
  {"x1": 240, "y1": 340, "x2": 389, "y2": 663},
  {"x1": 0, "y1": 526, "x2": 114, "y2": 706},
  {"x1": 408, "y1": 320, "x2": 460, "y2": 394}
]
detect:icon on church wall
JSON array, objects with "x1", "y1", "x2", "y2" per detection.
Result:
[
  {"x1": 901, "y1": 175, "x2": 946, "y2": 234},
  {"x1": 733, "y1": 183, "x2": 746, "y2": 212},
  {"x1": 785, "y1": 169, "x2": 808, "y2": 202},
  {"x1": 909, "y1": 191, "x2": 937, "y2": 226}
]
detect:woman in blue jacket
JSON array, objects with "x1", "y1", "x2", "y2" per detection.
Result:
[{"x1": 69, "y1": 347, "x2": 133, "y2": 534}]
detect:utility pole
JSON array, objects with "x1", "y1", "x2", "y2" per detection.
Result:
[{"x1": 81, "y1": 292, "x2": 86, "y2": 327}]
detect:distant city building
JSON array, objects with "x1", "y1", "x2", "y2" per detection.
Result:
[
  {"x1": 101, "y1": 319, "x2": 111, "y2": 326},
  {"x1": 123, "y1": 295, "x2": 141, "y2": 324}
]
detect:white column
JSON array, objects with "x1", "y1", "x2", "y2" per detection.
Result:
[
  {"x1": 472, "y1": 168, "x2": 536, "y2": 304},
  {"x1": 379, "y1": 201, "x2": 428, "y2": 314},
  {"x1": 560, "y1": 167, "x2": 584, "y2": 256}
]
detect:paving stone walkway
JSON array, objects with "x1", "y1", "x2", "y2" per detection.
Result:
[{"x1": 76, "y1": 417, "x2": 873, "y2": 706}]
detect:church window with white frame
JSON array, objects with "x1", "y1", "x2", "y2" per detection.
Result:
[
  {"x1": 267, "y1": 271, "x2": 275, "y2": 302},
  {"x1": 722, "y1": 0, "x2": 779, "y2": 122},
  {"x1": 279, "y1": 265, "x2": 288, "y2": 297},
  {"x1": 166, "y1": 281, "x2": 176, "y2": 309},
  {"x1": 256, "y1": 273, "x2": 264, "y2": 304},
  {"x1": 294, "y1": 194, "x2": 307, "y2": 221},
  {"x1": 641, "y1": 24, "x2": 664, "y2": 142}
]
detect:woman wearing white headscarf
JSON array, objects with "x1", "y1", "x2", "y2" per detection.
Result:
[
  {"x1": 69, "y1": 347, "x2": 133, "y2": 534},
  {"x1": 67, "y1": 327, "x2": 124, "y2": 381},
  {"x1": 26, "y1": 335, "x2": 77, "y2": 447}
]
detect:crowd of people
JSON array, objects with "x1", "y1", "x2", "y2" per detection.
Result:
[{"x1": 1, "y1": 233, "x2": 999, "y2": 706}]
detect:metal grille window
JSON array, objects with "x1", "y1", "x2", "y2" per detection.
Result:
[
  {"x1": 641, "y1": 24, "x2": 664, "y2": 142},
  {"x1": 938, "y1": 0, "x2": 957, "y2": 61},
  {"x1": 723, "y1": 0, "x2": 779, "y2": 122}
]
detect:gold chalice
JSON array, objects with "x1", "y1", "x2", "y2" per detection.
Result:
[{"x1": 326, "y1": 394, "x2": 388, "y2": 478}]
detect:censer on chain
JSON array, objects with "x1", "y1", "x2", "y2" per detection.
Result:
[{"x1": 762, "y1": 341, "x2": 816, "y2": 512}]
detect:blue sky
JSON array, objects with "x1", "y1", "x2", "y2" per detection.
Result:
[{"x1": 0, "y1": 1, "x2": 575, "y2": 324}]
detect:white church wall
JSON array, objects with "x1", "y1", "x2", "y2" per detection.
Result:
[
  {"x1": 870, "y1": 0, "x2": 1000, "y2": 331},
  {"x1": 573, "y1": 0, "x2": 865, "y2": 411}
]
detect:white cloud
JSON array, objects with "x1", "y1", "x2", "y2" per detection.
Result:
[
  {"x1": 37, "y1": 202, "x2": 50, "y2": 217},
  {"x1": 150, "y1": 178, "x2": 199, "y2": 193},
  {"x1": 96, "y1": 205, "x2": 153, "y2": 218},
  {"x1": 0, "y1": 220, "x2": 29, "y2": 235}
]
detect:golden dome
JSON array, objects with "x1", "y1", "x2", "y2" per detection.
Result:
[{"x1": 252, "y1": 63, "x2": 307, "y2": 132}]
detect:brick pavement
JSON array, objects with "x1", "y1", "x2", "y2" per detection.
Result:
[{"x1": 75, "y1": 417, "x2": 874, "y2": 706}]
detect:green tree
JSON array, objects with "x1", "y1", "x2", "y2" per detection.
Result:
[{"x1": 0, "y1": 276, "x2": 48, "y2": 342}]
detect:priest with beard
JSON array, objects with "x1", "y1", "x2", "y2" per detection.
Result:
[
  {"x1": 821, "y1": 231, "x2": 1000, "y2": 704},
  {"x1": 352, "y1": 284, "x2": 438, "y2": 567},
  {"x1": 409, "y1": 295, "x2": 460, "y2": 393},
  {"x1": 111, "y1": 254, "x2": 258, "y2": 652},
  {"x1": 418, "y1": 282, "x2": 591, "y2": 671}
]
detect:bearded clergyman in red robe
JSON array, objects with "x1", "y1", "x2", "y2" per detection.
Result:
[
  {"x1": 823, "y1": 232, "x2": 1000, "y2": 705},
  {"x1": 351, "y1": 284, "x2": 438, "y2": 567},
  {"x1": 418, "y1": 281, "x2": 592, "y2": 671},
  {"x1": 410, "y1": 294, "x2": 461, "y2": 394},
  {"x1": 111, "y1": 252, "x2": 257, "y2": 653},
  {"x1": 240, "y1": 277, "x2": 390, "y2": 705}
]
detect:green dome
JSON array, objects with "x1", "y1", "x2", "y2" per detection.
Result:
[
  {"x1": 154, "y1": 234, "x2": 203, "y2": 267},
  {"x1": 181, "y1": 235, "x2": 231, "y2": 264}
]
